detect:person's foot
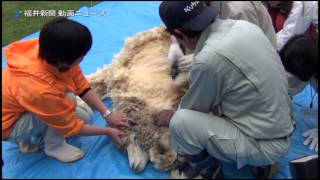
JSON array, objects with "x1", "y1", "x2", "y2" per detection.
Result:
[
  {"x1": 174, "y1": 160, "x2": 224, "y2": 179},
  {"x1": 170, "y1": 150, "x2": 224, "y2": 179},
  {"x1": 44, "y1": 142, "x2": 84, "y2": 163},
  {"x1": 43, "y1": 127, "x2": 84, "y2": 162},
  {"x1": 18, "y1": 140, "x2": 40, "y2": 153},
  {"x1": 251, "y1": 162, "x2": 280, "y2": 179}
]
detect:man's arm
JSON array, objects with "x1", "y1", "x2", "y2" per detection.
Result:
[
  {"x1": 180, "y1": 58, "x2": 226, "y2": 112},
  {"x1": 276, "y1": 1, "x2": 305, "y2": 50},
  {"x1": 154, "y1": 55, "x2": 227, "y2": 126}
]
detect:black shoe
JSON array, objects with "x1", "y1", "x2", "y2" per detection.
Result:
[
  {"x1": 176, "y1": 150, "x2": 224, "y2": 179},
  {"x1": 251, "y1": 162, "x2": 279, "y2": 179},
  {"x1": 199, "y1": 161, "x2": 224, "y2": 179}
]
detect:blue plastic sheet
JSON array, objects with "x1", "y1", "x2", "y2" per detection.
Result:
[{"x1": 2, "y1": 1, "x2": 318, "y2": 179}]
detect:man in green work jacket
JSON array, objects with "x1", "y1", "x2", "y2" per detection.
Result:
[{"x1": 156, "y1": 1, "x2": 295, "y2": 179}]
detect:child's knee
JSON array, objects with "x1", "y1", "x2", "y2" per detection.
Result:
[
  {"x1": 76, "y1": 106, "x2": 93, "y2": 124},
  {"x1": 65, "y1": 92, "x2": 76, "y2": 102}
]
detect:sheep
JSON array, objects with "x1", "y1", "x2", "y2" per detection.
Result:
[{"x1": 77, "y1": 27, "x2": 192, "y2": 175}]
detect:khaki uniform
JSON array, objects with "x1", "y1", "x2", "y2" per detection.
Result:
[{"x1": 169, "y1": 19, "x2": 295, "y2": 168}]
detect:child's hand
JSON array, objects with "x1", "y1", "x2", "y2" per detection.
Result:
[
  {"x1": 303, "y1": 128, "x2": 318, "y2": 152},
  {"x1": 108, "y1": 127, "x2": 125, "y2": 149},
  {"x1": 106, "y1": 112, "x2": 129, "y2": 128}
]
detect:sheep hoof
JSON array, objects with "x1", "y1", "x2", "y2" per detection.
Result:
[
  {"x1": 127, "y1": 142, "x2": 149, "y2": 173},
  {"x1": 170, "y1": 169, "x2": 203, "y2": 179},
  {"x1": 170, "y1": 169, "x2": 188, "y2": 179}
]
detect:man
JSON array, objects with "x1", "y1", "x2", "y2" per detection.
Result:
[
  {"x1": 167, "y1": 1, "x2": 281, "y2": 83},
  {"x1": 204, "y1": 1, "x2": 277, "y2": 49},
  {"x1": 156, "y1": 1, "x2": 295, "y2": 178},
  {"x1": 2, "y1": 18, "x2": 128, "y2": 163}
]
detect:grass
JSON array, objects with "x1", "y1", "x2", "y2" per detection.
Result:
[{"x1": 2, "y1": 1, "x2": 101, "y2": 47}]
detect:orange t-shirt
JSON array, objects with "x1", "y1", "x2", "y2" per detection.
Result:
[{"x1": 2, "y1": 39, "x2": 91, "y2": 140}]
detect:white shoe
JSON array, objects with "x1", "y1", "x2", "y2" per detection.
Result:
[
  {"x1": 44, "y1": 127, "x2": 84, "y2": 163},
  {"x1": 44, "y1": 142, "x2": 84, "y2": 163}
]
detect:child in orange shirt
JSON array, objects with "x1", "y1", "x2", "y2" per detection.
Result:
[{"x1": 2, "y1": 17, "x2": 128, "y2": 162}]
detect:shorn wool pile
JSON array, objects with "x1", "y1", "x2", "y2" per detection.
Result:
[{"x1": 77, "y1": 27, "x2": 191, "y2": 175}]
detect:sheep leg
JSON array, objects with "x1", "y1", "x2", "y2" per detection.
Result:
[{"x1": 126, "y1": 134, "x2": 149, "y2": 173}]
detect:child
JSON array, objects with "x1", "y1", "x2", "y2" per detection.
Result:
[
  {"x1": 2, "y1": 17, "x2": 128, "y2": 162},
  {"x1": 280, "y1": 34, "x2": 318, "y2": 152},
  {"x1": 280, "y1": 34, "x2": 318, "y2": 95}
]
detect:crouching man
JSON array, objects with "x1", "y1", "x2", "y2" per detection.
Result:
[{"x1": 155, "y1": 1, "x2": 295, "y2": 179}]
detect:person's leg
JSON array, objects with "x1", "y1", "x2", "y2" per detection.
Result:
[
  {"x1": 43, "y1": 92, "x2": 92, "y2": 162},
  {"x1": 10, "y1": 110, "x2": 86, "y2": 162},
  {"x1": 66, "y1": 92, "x2": 93, "y2": 123},
  {"x1": 43, "y1": 126, "x2": 84, "y2": 162},
  {"x1": 169, "y1": 109, "x2": 238, "y2": 163},
  {"x1": 169, "y1": 109, "x2": 231, "y2": 178},
  {"x1": 8, "y1": 112, "x2": 47, "y2": 153},
  {"x1": 76, "y1": 106, "x2": 93, "y2": 123},
  {"x1": 169, "y1": 109, "x2": 287, "y2": 178}
]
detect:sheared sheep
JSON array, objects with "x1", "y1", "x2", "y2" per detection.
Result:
[{"x1": 77, "y1": 27, "x2": 192, "y2": 175}]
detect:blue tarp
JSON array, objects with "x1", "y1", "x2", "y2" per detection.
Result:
[{"x1": 2, "y1": 1, "x2": 318, "y2": 179}]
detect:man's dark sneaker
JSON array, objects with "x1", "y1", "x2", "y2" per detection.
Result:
[
  {"x1": 251, "y1": 162, "x2": 280, "y2": 179},
  {"x1": 171, "y1": 149, "x2": 224, "y2": 179}
]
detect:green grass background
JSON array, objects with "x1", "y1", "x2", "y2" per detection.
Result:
[{"x1": 2, "y1": 1, "x2": 101, "y2": 47}]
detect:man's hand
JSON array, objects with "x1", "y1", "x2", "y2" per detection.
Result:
[
  {"x1": 154, "y1": 109, "x2": 175, "y2": 127},
  {"x1": 106, "y1": 112, "x2": 129, "y2": 128},
  {"x1": 171, "y1": 35, "x2": 178, "y2": 43},
  {"x1": 107, "y1": 127, "x2": 125, "y2": 149},
  {"x1": 168, "y1": 36, "x2": 184, "y2": 64}
]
